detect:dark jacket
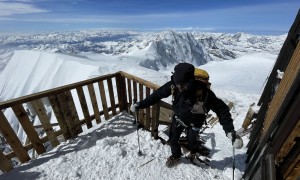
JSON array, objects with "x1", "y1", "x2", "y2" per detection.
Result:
[{"x1": 138, "y1": 80, "x2": 234, "y2": 134}]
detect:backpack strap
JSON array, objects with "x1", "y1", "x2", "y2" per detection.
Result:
[
  {"x1": 170, "y1": 84, "x2": 175, "y2": 104},
  {"x1": 170, "y1": 84, "x2": 176, "y2": 117},
  {"x1": 196, "y1": 88, "x2": 203, "y2": 102},
  {"x1": 196, "y1": 87, "x2": 209, "y2": 125}
]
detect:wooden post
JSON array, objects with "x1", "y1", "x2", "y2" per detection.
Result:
[
  {"x1": 133, "y1": 81, "x2": 138, "y2": 102},
  {"x1": 262, "y1": 42, "x2": 300, "y2": 137},
  {"x1": 127, "y1": 79, "x2": 132, "y2": 113},
  {"x1": 98, "y1": 81, "x2": 109, "y2": 120},
  {"x1": 116, "y1": 74, "x2": 123, "y2": 111},
  {"x1": 116, "y1": 74, "x2": 127, "y2": 112},
  {"x1": 0, "y1": 150, "x2": 12, "y2": 173},
  {"x1": 242, "y1": 106, "x2": 254, "y2": 130},
  {"x1": 87, "y1": 84, "x2": 101, "y2": 124},
  {"x1": 209, "y1": 102, "x2": 234, "y2": 126},
  {"x1": 151, "y1": 104, "x2": 160, "y2": 139},
  {"x1": 0, "y1": 111, "x2": 30, "y2": 163},
  {"x1": 31, "y1": 99, "x2": 60, "y2": 147},
  {"x1": 76, "y1": 87, "x2": 92, "y2": 128},
  {"x1": 48, "y1": 95, "x2": 72, "y2": 140},
  {"x1": 145, "y1": 87, "x2": 151, "y2": 129},
  {"x1": 107, "y1": 78, "x2": 117, "y2": 116},
  {"x1": 56, "y1": 93, "x2": 81, "y2": 136},
  {"x1": 12, "y1": 104, "x2": 46, "y2": 155},
  {"x1": 121, "y1": 76, "x2": 128, "y2": 111},
  {"x1": 64, "y1": 91, "x2": 83, "y2": 135},
  {"x1": 139, "y1": 84, "x2": 144, "y2": 125},
  {"x1": 132, "y1": 80, "x2": 138, "y2": 118}
]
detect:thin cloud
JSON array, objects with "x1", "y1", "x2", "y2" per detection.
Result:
[
  {"x1": 3, "y1": 2, "x2": 295, "y2": 23},
  {"x1": 0, "y1": 2, "x2": 49, "y2": 16}
]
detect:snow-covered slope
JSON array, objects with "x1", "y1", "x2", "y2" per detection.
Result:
[
  {"x1": 0, "y1": 50, "x2": 169, "y2": 102},
  {"x1": 199, "y1": 53, "x2": 276, "y2": 94}
]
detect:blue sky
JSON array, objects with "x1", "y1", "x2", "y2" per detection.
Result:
[{"x1": 0, "y1": 0, "x2": 299, "y2": 35}]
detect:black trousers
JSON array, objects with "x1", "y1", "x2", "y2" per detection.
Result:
[{"x1": 169, "y1": 118, "x2": 199, "y2": 158}]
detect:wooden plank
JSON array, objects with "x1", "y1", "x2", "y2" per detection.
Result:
[
  {"x1": 48, "y1": 95, "x2": 72, "y2": 139},
  {"x1": 76, "y1": 87, "x2": 92, "y2": 128},
  {"x1": 133, "y1": 81, "x2": 138, "y2": 102},
  {"x1": 159, "y1": 107, "x2": 172, "y2": 124},
  {"x1": 6, "y1": 129, "x2": 63, "y2": 160},
  {"x1": 120, "y1": 71, "x2": 160, "y2": 90},
  {"x1": 151, "y1": 104, "x2": 160, "y2": 139},
  {"x1": 11, "y1": 104, "x2": 46, "y2": 155},
  {"x1": 107, "y1": 78, "x2": 117, "y2": 116},
  {"x1": 31, "y1": 99, "x2": 59, "y2": 147},
  {"x1": 121, "y1": 76, "x2": 128, "y2": 111},
  {"x1": 87, "y1": 84, "x2": 101, "y2": 124},
  {"x1": 275, "y1": 117, "x2": 300, "y2": 163},
  {"x1": 0, "y1": 111, "x2": 30, "y2": 163},
  {"x1": 116, "y1": 74, "x2": 125, "y2": 111},
  {"x1": 0, "y1": 73, "x2": 117, "y2": 109},
  {"x1": 285, "y1": 153, "x2": 300, "y2": 180},
  {"x1": 145, "y1": 87, "x2": 151, "y2": 129},
  {"x1": 98, "y1": 81, "x2": 109, "y2": 120},
  {"x1": 139, "y1": 84, "x2": 144, "y2": 125},
  {"x1": 258, "y1": 11, "x2": 300, "y2": 106},
  {"x1": 262, "y1": 42, "x2": 300, "y2": 137},
  {"x1": 56, "y1": 93, "x2": 79, "y2": 137},
  {"x1": 64, "y1": 91, "x2": 83, "y2": 135},
  {"x1": 242, "y1": 106, "x2": 254, "y2": 130},
  {"x1": 0, "y1": 150, "x2": 12, "y2": 173},
  {"x1": 209, "y1": 102, "x2": 234, "y2": 126},
  {"x1": 127, "y1": 79, "x2": 132, "y2": 109}
]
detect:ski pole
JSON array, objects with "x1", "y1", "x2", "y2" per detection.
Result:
[
  {"x1": 135, "y1": 110, "x2": 142, "y2": 156},
  {"x1": 133, "y1": 99, "x2": 142, "y2": 156},
  {"x1": 132, "y1": 99, "x2": 138, "y2": 125},
  {"x1": 232, "y1": 146, "x2": 235, "y2": 180}
]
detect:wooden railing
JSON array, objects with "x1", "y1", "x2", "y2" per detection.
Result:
[{"x1": 0, "y1": 71, "x2": 172, "y2": 173}]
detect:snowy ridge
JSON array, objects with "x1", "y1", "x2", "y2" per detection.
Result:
[
  {"x1": 0, "y1": 30, "x2": 285, "y2": 72},
  {"x1": 0, "y1": 50, "x2": 171, "y2": 102}
]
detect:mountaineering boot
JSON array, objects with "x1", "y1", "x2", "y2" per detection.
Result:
[
  {"x1": 166, "y1": 155, "x2": 180, "y2": 167},
  {"x1": 185, "y1": 153, "x2": 210, "y2": 167},
  {"x1": 186, "y1": 153, "x2": 196, "y2": 163}
]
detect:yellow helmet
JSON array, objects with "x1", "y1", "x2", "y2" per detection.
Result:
[{"x1": 194, "y1": 68, "x2": 209, "y2": 83}]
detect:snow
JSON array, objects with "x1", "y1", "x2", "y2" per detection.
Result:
[
  {"x1": 199, "y1": 53, "x2": 276, "y2": 94},
  {"x1": 276, "y1": 69, "x2": 284, "y2": 79},
  {"x1": 0, "y1": 37, "x2": 278, "y2": 179}
]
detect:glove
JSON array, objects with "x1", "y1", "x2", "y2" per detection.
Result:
[
  {"x1": 227, "y1": 131, "x2": 243, "y2": 149},
  {"x1": 130, "y1": 103, "x2": 139, "y2": 112}
]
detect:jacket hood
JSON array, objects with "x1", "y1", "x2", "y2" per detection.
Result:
[{"x1": 172, "y1": 62, "x2": 195, "y2": 84}]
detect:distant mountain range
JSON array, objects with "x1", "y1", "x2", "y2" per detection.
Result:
[{"x1": 0, "y1": 30, "x2": 286, "y2": 72}]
